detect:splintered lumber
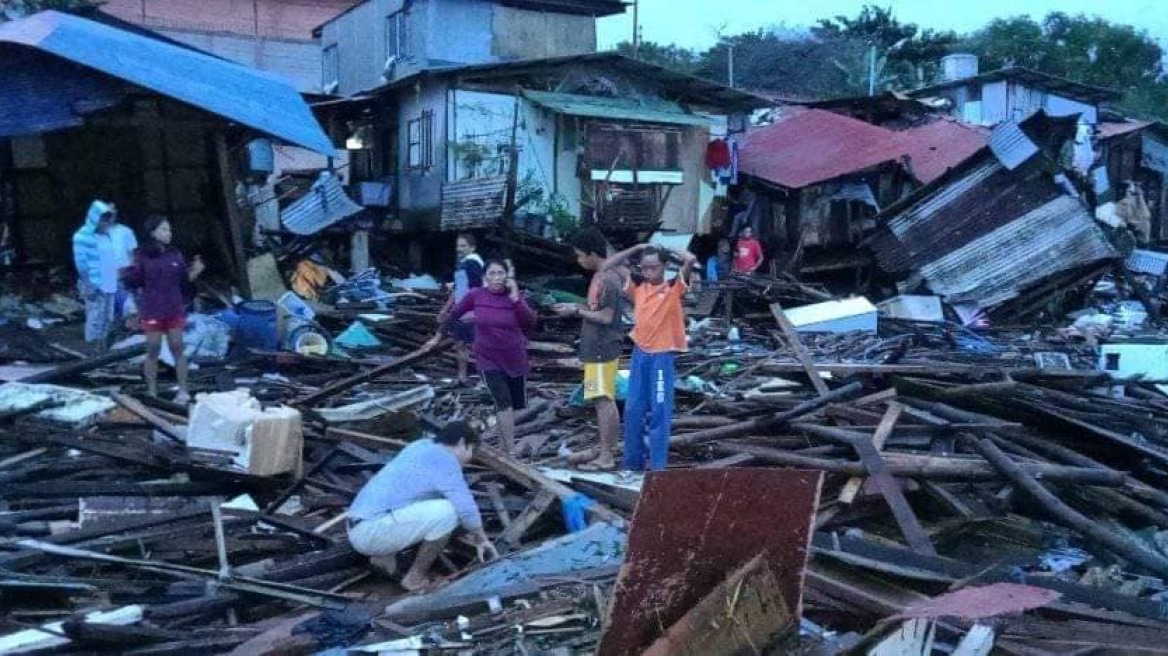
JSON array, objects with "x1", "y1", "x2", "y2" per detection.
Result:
[
  {"x1": 498, "y1": 489, "x2": 557, "y2": 547},
  {"x1": 642, "y1": 553, "x2": 794, "y2": 656},
  {"x1": 293, "y1": 343, "x2": 439, "y2": 407},
  {"x1": 716, "y1": 443, "x2": 1125, "y2": 484},
  {"x1": 969, "y1": 438, "x2": 1168, "y2": 578},
  {"x1": 840, "y1": 404, "x2": 935, "y2": 556},
  {"x1": 839, "y1": 402, "x2": 903, "y2": 504},
  {"x1": 473, "y1": 445, "x2": 624, "y2": 524},
  {"x1": 671, "y1": 381, "x2": 864, "y2": 447},
  {"x1": 21, "y1": 343, "x2": 147, "y2": 384},
  {"x1": 112, "y1": 393, "x2": 183, "y2": 442},
  {"x1": 771, "y1": 301, "x2": 830, "y2": 396},
  {"x1": 14, "y1": 540, "x2": 351, "y2": 608}
]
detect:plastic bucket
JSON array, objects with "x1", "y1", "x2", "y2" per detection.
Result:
[
  {"x1": 235, "y1": 300, "x2": 278, "y2": 350},
  {"x1": 284, "y1": 316, "x2": 329, "y2": 355}
]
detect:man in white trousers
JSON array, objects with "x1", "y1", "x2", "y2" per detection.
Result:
[{"x1": 347, "y1": 421, "x2": 499, "y2": 591}]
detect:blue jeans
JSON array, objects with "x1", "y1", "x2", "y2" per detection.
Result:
[{"x1": 623, "y1": 347, "x2": 675, "y2": 471}]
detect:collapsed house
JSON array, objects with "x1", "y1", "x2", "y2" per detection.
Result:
[
  {"x1": 866, "y1": 111, "x2": 1119, "y2": 322},
  {"x1": 735, "y1": 108, "x2": 986, "y2": 276},
  {"x1": 0, "y1": 11, "x2": 334, "y2": 293}
]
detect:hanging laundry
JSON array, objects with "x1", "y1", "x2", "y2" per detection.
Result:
[{"x1": 705, "y1": 139, "x2": 731, "y2": 170}]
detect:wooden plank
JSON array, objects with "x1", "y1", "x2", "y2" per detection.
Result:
[
  {"x1": 770, "y1": 302, "x2": 830, "y2": 396},
  {"x1": 112, "y1": 394, "x2": 183, "y2": 442},
  {"x1": 969, "y1": 437, "x2": 1168, "y2": 577},
  {"x1": 850, "y1": 428, "x2": 937, "y2": 555},
  {"x1": 497, "y1": 489, "x2": 556, "y2": 548},
  {"x1": 643, "y1": 553, "x2": 795, "y2": 656},
  {"x1": 214, "y1": 131, "x2": 250, "y2": 295},
  {"x1": 839, "y1": 403, "x2": 903, "y2": 505}
]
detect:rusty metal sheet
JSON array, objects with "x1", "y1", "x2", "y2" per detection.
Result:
[{"x1": 598, "y1": 468, "x2": 822, "y2": 656}]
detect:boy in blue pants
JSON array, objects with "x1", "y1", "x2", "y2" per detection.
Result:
[{"x1": 601, "y1": 243, "x2": 696, "y2": 472}]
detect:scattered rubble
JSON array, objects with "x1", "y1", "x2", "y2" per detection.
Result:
[{"x1": 0, "y1": 255, "x2": 1167, "y2": 654}]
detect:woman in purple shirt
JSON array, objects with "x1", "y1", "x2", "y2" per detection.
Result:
[
  {"x1": 442, "y1": 260, "x2": 536, "y2": 456},
  {"x1": 122, "y1": 215, "x2": 204, "y2": 404}
]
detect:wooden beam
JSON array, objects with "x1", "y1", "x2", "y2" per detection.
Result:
[
  {"x1": 839, "y1": 402, "x2": 903, "y2": 505},
  {"x1": 969, "y1": 437, "x2": 1168, "y2": 578},
  {"x1": 214, "y1": 131, "x2": 250, "y2": 296},
  {"x1": 770, "y1": 302, "x2": 830, "y2": 396}
]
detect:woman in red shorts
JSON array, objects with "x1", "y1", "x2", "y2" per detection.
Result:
[{"x1": 122, "y1": 215, "x2": 204, "y2": 403}]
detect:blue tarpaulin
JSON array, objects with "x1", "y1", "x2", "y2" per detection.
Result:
[{"x1": 0, "y1": 11, "x2": 334, "y2": 154}]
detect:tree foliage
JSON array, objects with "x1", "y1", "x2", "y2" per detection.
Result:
[{"x1": 621, "y1": 6, "x2": 1168, "y2": 121}]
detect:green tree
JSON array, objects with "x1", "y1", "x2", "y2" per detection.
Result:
[
  {"x1": 616, "y1": 40, "x2": 701, "y2": 76},
  {"x1": 1, "y1": 0, "x2": 96, "y2": 20},
  {"x1": 959, "y1": 12, "x2": 1168, "y2": 120},
  {"x1": 813, "y1": 5, "x2": 956, "y2": 88}
]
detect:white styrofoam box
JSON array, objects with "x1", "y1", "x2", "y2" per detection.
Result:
[
  {"x1": 878, "y1": 295, "x2": 945, "y2": 323},
  {"x1": 1099, "y1": 343, "x2": 1168, "y2": 380},
  {"x1": 784, "y1": 297, "x2": 878, "y2": 333},
  {"x1": 187, "y1": 390, "x2": 302, "y2": 476}
]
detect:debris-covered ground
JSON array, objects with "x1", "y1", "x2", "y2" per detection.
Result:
[{"x1": 3, "y1": 261, "x2": 1168, "y2": 655}]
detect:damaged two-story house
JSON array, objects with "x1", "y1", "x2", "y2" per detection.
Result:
[{"x1": 312, "y1": 0, "x2": 762, "y2": 265}]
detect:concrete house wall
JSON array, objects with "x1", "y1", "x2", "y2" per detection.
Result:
[
  {"x1": 319, "y1": 0, "x2": 599, "y2": 95},
  {"x1": 101, "y1": 0, "x2": 354, "y2": 93}
]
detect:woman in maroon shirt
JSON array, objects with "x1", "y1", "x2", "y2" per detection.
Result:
[
  {"x1": 122, "y1": 216, "x2": 204, "y2": 404},
  {"x1": 435, "y1": 260, "x2": 536, "y2": 456}
]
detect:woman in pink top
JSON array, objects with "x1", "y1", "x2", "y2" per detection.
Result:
[{"x1": 433, "y1": 260, "x2": 536, "y2": 455}]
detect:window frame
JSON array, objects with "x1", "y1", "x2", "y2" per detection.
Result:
[
  {"x1": 384, "y1": 10, "x2": 408, "y2": 60},
  {"x1": 406, "y1": 110, "x2": 434, "y2": 171},
  {"x1": 321, "y1": 44, "x2": 339, "y2": 90}
]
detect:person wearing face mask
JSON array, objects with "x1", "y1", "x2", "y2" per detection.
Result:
[
  {"x1": 72, "y1": 200, "x2": 137, "y2": 353},
  {"x1": 437, "y1": 233, "x2": 484, "y2": 385},
  {"x1": 347, "y1": 421, "x2": 499, "y2": 591},
  {"x1": 121, "y1": 215, "x2": 204, "y2": 404},
  {"x1": 600, "y1": 243, "x2": 696, "y2": 474},
  {"x1": 436, "y1": 260, "x2": 536, "y2": 456}
]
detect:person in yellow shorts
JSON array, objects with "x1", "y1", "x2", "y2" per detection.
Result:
[{"x1": 553, "y1": 228, "x2": 624, "y2": 471}]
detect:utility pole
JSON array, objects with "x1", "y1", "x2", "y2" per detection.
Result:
[
  {"x1": 868, "y1": 43, "x2": 876, "y2": 96},
  {"x1": 631, "y1": 0, "x2": 639, "y2": 56},
  {"x1": 727, "y1": 43, "x2": 735, "y2": 88}
]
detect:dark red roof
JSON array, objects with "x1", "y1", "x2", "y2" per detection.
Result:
[{"x1": 739, "y1": 108, "x2": 987, "y2": 189}]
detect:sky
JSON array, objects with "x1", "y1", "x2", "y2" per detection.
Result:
[{"x1": 597, "y1": 0, "x2": 1168, "y2": 52}]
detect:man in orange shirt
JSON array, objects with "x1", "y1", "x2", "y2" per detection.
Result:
[{"x1": 601, "y1": 242, "x2": 696, "y2": 472}]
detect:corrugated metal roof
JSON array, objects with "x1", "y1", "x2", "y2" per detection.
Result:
[
  {"x1": 909, "y1": 66, "x2": 1121, "y2": 105},
  {"x1": 739, "y1": 109, "x2": 986, "y2": 189},
  {"x1": 281, "y1": 172, "x2": 362, "y2": 234},
  {"x1": 918, "y1": 194, "x2": 1115, "y2": 307},
  {"x1": 522, "y1": 89, "x2": 709, "y2": 126},
  {"x1": 987, "y1": 120, "x2": 1039, "y2": 170},
  {"x1": 0, "y1": 11, "x2": 334, "y2": 155}
]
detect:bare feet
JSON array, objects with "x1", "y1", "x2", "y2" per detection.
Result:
[{"x1": 565, "y1": 447, "x2": 599, "y2": 466}]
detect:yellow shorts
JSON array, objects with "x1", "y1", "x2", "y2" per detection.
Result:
[{"x1": 583, "y1": 360, "x2": 618, "y2": 401}]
